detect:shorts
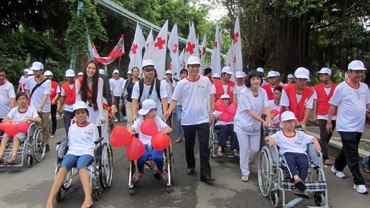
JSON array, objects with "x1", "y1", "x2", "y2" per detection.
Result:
[
  {"x1": 3, "y1": 132, "x2": 27, "y2": 141},
  {"x1": 60, "y1": 154, "x2": 94, "y2": 171}
]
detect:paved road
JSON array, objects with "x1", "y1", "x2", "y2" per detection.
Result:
[{"x1": 0, "y1": 120, "x2": 369, "y2": 208}]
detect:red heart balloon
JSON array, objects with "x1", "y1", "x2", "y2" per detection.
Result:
[
  {"x1": 5, "y1": 123, "x2": 19, "y2": 137},
  {"x1": 226, "y1": 103, "x2": 238, "y2": 116},
  {"x1": 214, "y1": 99, "x2": 227, "y2": 112},
  {"x1": 16, "y1": 122, "x2": 31, "y2": 133},
  {"x1": 110, "y1": 126, "x2": 133, "y2": 147},
  {"x1": 0, "y1": 122, "x2": 11, "y2": 131},
  {"x1": 219, "y1": 111, "x2": 232, "y2": 122},
  {"x1": 126, "y1": 137, "x2": 145, "y2": 160},
  {"x1": 151, "y1": 133, "x2": 171, "y2": 150},
  {"x1": 140, "y1": 118, "x2": 158, "y2": 136},
  {"x1": 271, "y1": 109, "x2": 279, "y2": 118}
]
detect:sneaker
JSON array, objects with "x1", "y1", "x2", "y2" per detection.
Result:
[
  {"x1": 241, "y1": 175, "x2": 249, "y2": 182},
  {"x1": 50, "y1": 134, "x2": 55, "y2": 138},
  {"x1": 46, "y1": 144, "x2": 50, "y2": 153},
  {"x1": 353, "y1": 184, "x2": 368, "y2": 194},
  {"x1": 331, "y1": 166, "x2": 346, "y2": 179},
  {"x1": 114, "y1": 119, "x2": 119, "y2": 123}
]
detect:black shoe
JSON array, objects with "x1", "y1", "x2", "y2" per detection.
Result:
[
  {"x1": 200, "y1": 175, "x2": 215, "y2": 183},
  {"x1": 186, "y1": 168, "x2": 195, "y2": 175},
  {"x1": 45, "y1": 144, "x2": 50, "y2": 153}
]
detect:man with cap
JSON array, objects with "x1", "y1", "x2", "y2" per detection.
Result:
[
  {"x1": 233, "y1": 71, "x2": 246, "y2": 103},
  {"x1": 131, "y1": 59, "x2": 168, "y2": 121},
  {"x1": 44, "y1": 70, "x2": 60, "y2": 138},
  {"x1": 313, "y1": 67, "x2": 337, "y2": 166},
  {"x1": 59, "y1": 69, "x2": 76, "y2": 135},
  {"x1": 78, "y1": 72, "x2": 83, "y2": 78},
  {"x1": 280, "y1": 67, "x2": 314, "y2": 131},
  {"x1": 327, "y1": 60, "x2": 370, "y2": 194},
  {"x1": 17, "y1": 68, "x2": 29, "y2": 93},
  {"x1": 109, "y1": 69, "x2": 125, "y2": 122},
  {"x1": 24, "y1": 61, "x2": 52, "y2": 152},
  {"x1": 0, "y1": 67, "x2": 16, "y2": 126},
  {"x1": 256, "y1": 67, "x2": 267, "y2": 86},
  {"x1": 127, "y1": 69, "x2": 133, "y2": 80},
  {"x1": 262, "y1": 70, "x2": 283, "y2": 100},
  {"x1": 286, "y1": 74, "x2": 295, "y2": 85},
  {"x1": 161, "y1": 69, "x2": 176, "y2": 126},
  {"x1": 203, "y1": 67, "x2": 213, "y2": 83},
  {"x1": 164, "y1": 56, "x2": 215, "y2": 183},
  {"x1": 212, "y1": 73, "x2": 221, "y2": 81},
  {"x1": 214, "y1": 66, "x2": 235, "y2": 104}
]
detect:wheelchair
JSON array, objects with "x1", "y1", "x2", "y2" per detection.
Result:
[
  {"x1": 0, "y1": 122, "x2": 45, "y2": 168},
  {"x1": 209, "y1": 123, "x2": 238, "y2": 158},
  {"x1": 128, "y1": 142, "x2": 174, "y2": 196},
  {"x1": 54, "y1": 137, "x2": 114, "y2": 202},
  {"x1": 258, "y1": 127, "x2": 328, "y2": 208}
]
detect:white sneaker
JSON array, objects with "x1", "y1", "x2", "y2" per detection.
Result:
[
  {"x1": 331, "y1": 166, "x2": 346, "y2": 179},
  {"x1": 241, "y1": 175, "x2": 249, "y2": 182},
  {"x1": 353, "y1": 184, "x2": 368, "y2": 194},
  {"x1": 114, "y1": 119, "x2": 119, "y2": 122}
]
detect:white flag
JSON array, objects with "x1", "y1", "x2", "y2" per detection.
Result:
[
  {"x1": 226, "y1": 42, "x2": 235, "y2": 81},
  {"x1": 152, "y1": 20, "x2": 168, "y2": 80},
  {"x1": 129, "y1": 23, "x2": 145, "y2": 73},
  {"x1": 168, "y1": 23, "x2": 180, "y2": 78},
  {"x1": 143, "y1": 29, "x2": 154, "y2": 60},
  {"x1": 210, "y1": 23, "x2": 221, "y2": 75},
  {"x1": 184, "y1": 22, "x2": 199, "y2": 65},
  {"x1": 179, "y1": 48, "x2": 185, "y2": 74},
  {"x1": 233, "y1": 16, "x2": 243, "y2": 72},
  {"x1": 200, "y1": 33, "x2": 207, "y2": 74}
]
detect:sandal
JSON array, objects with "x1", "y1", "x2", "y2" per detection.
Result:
[
  {"x1": 294, "y1": 179, "x2": 306, "y2": 191},
  {"x1": 175, "y1": 137, "x2": 182, "y2": 143},
  {"x1": 324, "y1": 159, "x2": 332, "y2": 166},
  {"x1": 132, "y1": 171, "x2": 142, "y2": 183},
  {"x1": 161, "y1": 170, "x2": 168, "y2": 183},
  {"x1": 5, "y1": 155, "x2": 17, "y2": 164},
  {"x1": 217, "y1": 150, "x2": 224, "y2": 158},
  {"x1": 233, "y1": 149, "x2": 240, "y2": 158},
  {"x1": 362, "y1": 164, "x2": 370, "y2": 174}
]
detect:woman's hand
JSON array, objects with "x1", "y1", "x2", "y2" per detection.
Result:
[{"x1": 100, "y1": 117, "x2": 106, "y2": 124}]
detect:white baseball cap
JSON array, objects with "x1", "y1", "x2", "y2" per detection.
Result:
[
  {"x1": 44, "y1": 70, "x2": 53, "y2": 76},
  {"x1": 24, "y1": 68, "x2": 29, "y2": 73},
  {"x1": 276, "y1": 71, "x2": 281, "y2": 77},
  {"x1": 112, "y1": 69, "x2": 119, "y2": 74},
  {"x1": 73, "y1": 101, "x2": 88, "y2": 111},
  {"x1": 212, "y1": 73, "x2": 220, "y2": 78},
  {"x1": 287, "y1": 74, "x2": 294, "y2": 79},
  {"x1": 127, "y1": 70, "x2": 132, "y2": 75},
  {"x1": 318, "y1": 67, "x2": 332, "y2": 75},
  {"x1": 138, "y1": 99, "x2": 157, "y2": 115},
  {"x1": 99, "y1": 69, "x2": 105, "y2": 75},
  {"x1": 30, "y1": 61, "x2": 44, "y2": 70},
  {"x1": 294, "y1": 67, "x2": 310, "y2": 79},
  {"x1": 348, "y1": 60, "x2": 366, "y2": 71},
  {"x1": 65, "y1": 69, "x2": 75, "y2": 77},
  {"x1": 187, "y1": 56, "x2": 201, "y2": 65},
  {"x1": 235, "y1": 71, "x2": 245, "y2": 78},
  {"x1": 221, "y1": 66, "x2": 233, "y2": 75},
  {"x1": 267, "y1": 71, "x2": 278, "y2": 78},
  {"x1": 220, "y1": 94, "x2": 230, "y2": 99},
  {"x1": 281, "y1": 111, "x2": 297, "y2": 122},
  {"x1": 256, "y1": 67, "x2": 264, "y2": 73},
  {"x1": 78, "y1": 72, "x2": 83, "y2": 76},
  {"x1": 28, "y1": 69, "x2": 34, "y2": 75},
  {"x1": 142, "y1": 59, "x2": 154, "y2": 68},
  {"x1": 165, "y1": 70, "x2": 172, "y2": 75}
]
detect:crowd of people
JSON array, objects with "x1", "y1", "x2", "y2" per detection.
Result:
[{"x1": 0, "y1": 56, "x2": 369, "y2": 207}]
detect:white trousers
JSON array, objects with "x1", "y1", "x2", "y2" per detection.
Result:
[{"x1": 236, "y1": 132, "x2": 260, "y2": 176}]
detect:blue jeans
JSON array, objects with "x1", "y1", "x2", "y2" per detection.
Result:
[
  {"x1": 176, "y1": 105, "x2": 183, "y2": 137},
  {"x1": 215, "y1": 124, "x2": 239, "y2": 150},
  {"x1": 137, "y1": 145, "x2": 164, "y2": 173},
  {"x1": 61, "y1": 154, "x2": 94, "y2": 171},
  {"x1": 284, "y1": 152, "x2": 309, "y2": 181},
  {"x1": 114, "y1": 96, "x2": 121, "y2": 120}
]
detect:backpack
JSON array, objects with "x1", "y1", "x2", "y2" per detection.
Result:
[{"x1": 138, "y1": 78, "x2": 161, "y2": 102}]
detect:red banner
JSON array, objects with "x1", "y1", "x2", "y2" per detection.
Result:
[{"x1": 92, "y1": 34, "x2": 125, "y2": 65}]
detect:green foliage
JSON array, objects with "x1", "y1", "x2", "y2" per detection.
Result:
[{"x1": 3, "y1": 60, "x2": 26, "y2": 86}]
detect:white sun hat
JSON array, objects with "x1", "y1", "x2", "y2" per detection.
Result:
[
  {"x1": 138, "y1": 99, "x2": 157, "y2": 116},
  {"x1": 73, "y1": 101, "x2": 88, "y2": 111},
  {"x1": 267, "y1": 71, "x2": 278, "y2": 78},
  {"x1": 44, "y1": 70, "x2": 53, "y2": 76},
  {"x1": 348, "y1": 60, "x2": 366, "y2": 71},
  {"x1": 187, "y1": 56, "x2": 201, "y2": 65},
  {"x1": 142, "y1": 59, "x2": 155, "y2": 68},
  {"x1": 65, "y1": 69, "x2": 75, "y2": 77},
  {"x1": 165, "y1": 70, "x2": 172, "y2": 75},
  {"x1": 294, "y1": 67, "x2": 310, "y2": 79},
  {"x1": 256, "y1": 67, "x2": 264, "y2": 73},
  {"x1": 112, "y1": 69, "x2": 119, "y2": 74},
  {"x1": 30, "y1": 61, "x2": 44, "y2": 70},
  {"x1": 212, "y1": 72, "x2": 221, "y2": 78},
  {"x1": 221, "y1": 66, "x2": 233, "y2": 75},
  {"x1": 78, "y1": 72, "x2": 83, "y2": 76},
  {"x1": 220, "y1": 94, "x2": 230, "y2": 99},
  {"x1": 281, "y1": 111, "x2": 297, "y2": 122},
  {"x1": 235, "y1": 71, "x2": 245, "y2": 78},
  {"x1": 287, "y1": 74, "x2": 294, "y2": 79}
]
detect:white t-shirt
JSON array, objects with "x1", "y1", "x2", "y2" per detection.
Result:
[
  {"x1": 109, "y1": 77, "x2": 125, "y2": 96},
  {"x1": 234, "y1": 87, "x2": 269, "y2": 135},
  {"x1": 6, "y1": 106, "x2": 39, "y2": 123},
  {"x1": 161, "y1": 80, "x2": 176, "y2": 103},
  {"x1": 233, "y1": 84, "x2": 246, "y2": 96},
  {"x1": 280, "y1": 88, "x2": 314, "y2": 109},
  {"x1": 271, "y1": 130, "x2": 313, "y2": 155},
  {"x1": 131, "y1": 116, "x2": 168, "y2": 145},
  {"x1": 0, "y1": 81, "x2": 15, "y2": 118},
  {"x1": 60, "y1": 83, "x2": 75, "y2": 112},
  {"x1": 131, "y1": 79, "x2": 168, "y2": 117},
  {"x1": 25, "y1": 77, "x2": 51, "y2": 112},
  {"x1": 329, "y1": 81, "x2": 370, "y2": 132},
  {"x1": 67, "y1": 122, "x2": 98, "y2": 157},
  {"x1": 172, "y1": 76, "x2": 212, "y2": 125}
]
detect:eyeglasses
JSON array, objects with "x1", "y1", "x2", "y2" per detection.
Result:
[{"x1": 143, "y1": 67, "x2": 155, "y2": 72}]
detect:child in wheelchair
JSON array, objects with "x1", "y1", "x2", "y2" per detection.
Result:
[
  {"x1": 46, "y1": 101, "x2": 98, "y2": 208},
  {"x1": 0, "y1": 92, "x2": 40, "y2": 164},
  {"x1": 128, "y1": 99, "x2": 172, "y2": 183},
  {"x1": 265, "y1": 111, "x2": 321, "y2": 198}
]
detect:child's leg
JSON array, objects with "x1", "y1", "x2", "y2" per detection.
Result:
[
  {"x1": 283, "y1": 153, "x2": 299, "y2": 179},
  {"x1": 46, "y1": 167, "x2": 69, "y2": 207},
  {"x1": 296, "y1": 153, "x2": 309, "y2": 181},
  {"x1": 76, "y1": 155, "x2": 94, "y2": 207},
  {"x1": 0, "y1": 136, "x2": 9, "y2": 159},
  {"x1": 11, "y1": 137, "x2": 20, "y2": 157},
  {"x1": 152, "y1": 149, "x2": 164, "y2": 172},
  {"x1": 136, "y1": 146, "x2": 149, "y2": 172}
]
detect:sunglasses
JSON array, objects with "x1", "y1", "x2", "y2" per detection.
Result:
[{"x1": 143, "y1": 67, "x2": 155, "y2": 72}]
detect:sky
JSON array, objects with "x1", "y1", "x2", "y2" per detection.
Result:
[{"x1": 193, "y1": 0, "x2": 227, "y2": 21}]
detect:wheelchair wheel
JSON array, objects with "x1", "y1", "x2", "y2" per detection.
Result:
[
  {"x1": 258, "y1": 146, "x2": 273, "y2": 197},
  {"x1": 99, "y1": 144, "x2": 113, "y2": 189},
  {"x1": 33, "y1": 127, "x2": 45, "y2": 162},
  {"x1": 270, "y1": 190, "x2": 279, "y2": 207},
  {"x1": 166, "y1": 144, "x2": 174, "y2": 188},
  {"x1": 62, "y1": 169, "x2": 73, "y2": 191},
  {"x1": 92, "y1": 188, "x2": 100, "y2": 201},
  {"x1": 314, "y1": 191, "x2": 324, "y2": 206},
  {"x1": 26, "y1": 155, "x2": 33, "y2": 168}
]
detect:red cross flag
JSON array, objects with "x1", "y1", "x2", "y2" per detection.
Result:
[
  {"x1": 143, "y1": 29, "x2": 154, "y2": 60},
  {"x1": 168, "y1": 23, "x2": 180, "y2": 79},
  {"x1": 184, "y1": 22, "x2": 199, "y2": 65},
  {"x1": 233, "y1": 16, "x2": 243, "y2": 73},
  {"x1": 200, "y1": 33, "x2": 207, "y2": 74},
  {"x1": 226, "y1": 42, "x2": 235, "y2": 81},
  {"x1": 211, "y1": 23, "x2": 222, "y2": 75},
  {"x1": 179, "y1": 48, "x2": 185, "y2": 71},
  {"x1": 152, "y1": 20, "x2": 168, "y2": 80},
  {"x1": 91, "y1": 35, "x2": 125, "y2": 65},
  {"x1": 129, "y1": 23, "x2": 145, "y2": 73}
]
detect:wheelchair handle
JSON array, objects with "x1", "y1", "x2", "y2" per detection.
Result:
[{"x1": 94, "y1": 137, "x2": 104, "y2": 144}]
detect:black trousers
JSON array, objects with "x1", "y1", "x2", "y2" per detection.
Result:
[
  {"x1": 50, "y1": 104, "x2": 57, "y2": 135},
  {"x1": 182, "y1": 123, "x2": 211, "y2": 178},
  {"x1": 63, "y1": 111, "x2": 74, "y2": 136},
  {"x1": 318, "y1": 119, "x2": 336, "y2": 160},
  {"x1": 335, "y1": 131, "x2": 365, "y2": 185}
]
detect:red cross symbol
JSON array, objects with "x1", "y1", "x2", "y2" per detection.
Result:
[
  {"x1": 154, "y1": 37, "x2": 166, "y2": 50},
  {"x1": 214, "y1": 41, "x2": 218, "y2": 48},
  {"x1": 186, "y1": 42, "x2": 196, "y2": 54},
  {"x1": 131, "y1": 43, "x2": 138, "y2": 54},
  {"x1": 202, "y1": 47, "x2": 206, "y2": 55},
  {"x1": 233, "y1": 32, "x2": 239, "y2": 44},
  {"x1": 173, "y1": 44, "x2": 178, "y2": 54},
  {"x1": 233, "y1": 56, "x2": 237, "y2": 63}
]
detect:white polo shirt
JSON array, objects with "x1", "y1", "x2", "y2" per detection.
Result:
[
  {"x1": 233, "y1": 84, "x2": 247, "y2": 96},
  {"x1": 67, "y1": 122, "x2": 98, "y2": 157},
  {"x1": 271, "y1": 130, "x2": 313, "y2": 155},
  {"x1": 329, "y1": 81, "x2": 370, "y2": 132},
  {"x1": 131, "y1": 116, "x2": 168, "y2": 145},
  {"x1": 25, "y1": 77, "x2": 51, "y2": 112},
  {"x1": 6, "y1": 106, "x2": 38, "y2": 123},
  {"x1": 172, "y1": 76, "x2": 212, "y2": 125},
  {"x1": 109, "y1": 77, "x2": 125, "y2": 96},
  {"x1": 0, "y1": 81, "x2": 15, "y2": 118}
]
